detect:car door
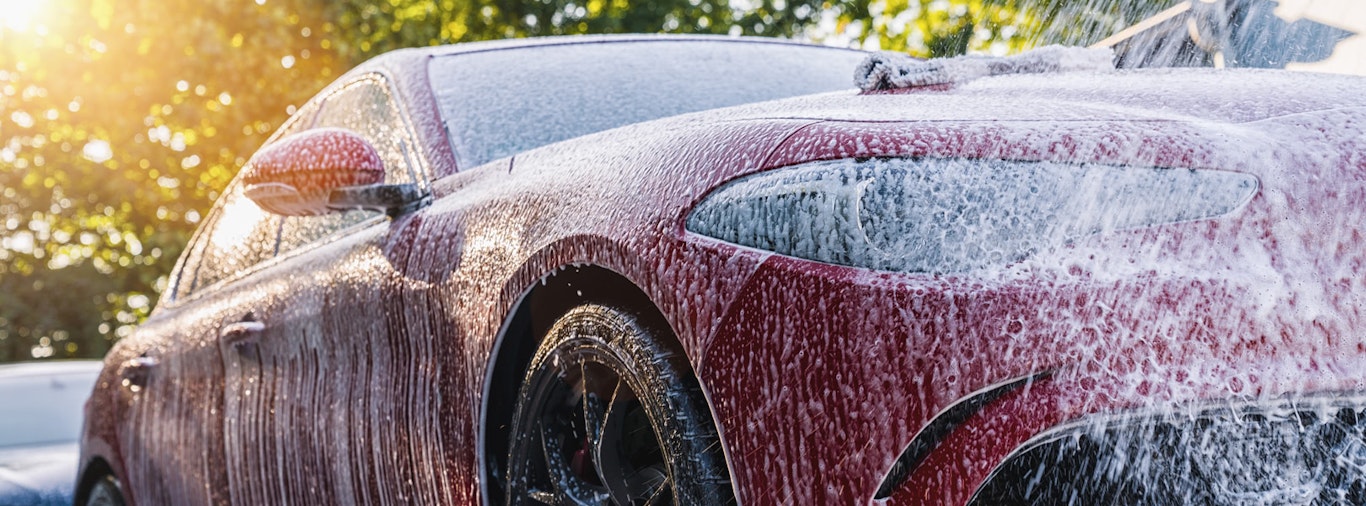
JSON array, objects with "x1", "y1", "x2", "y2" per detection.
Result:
[
  {"x1": 114, "y1": 170, "x2": 285, "y2": 505},
  {"x1": 216, "y1": 73, "x2": 444, "y2": 504}
]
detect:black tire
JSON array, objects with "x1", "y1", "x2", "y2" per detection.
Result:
[
  {"x1": 84, "y1": 475, "x2": 126, "y2": 506},
  {"x1": 504, "y1": 304, "x2": 733, "y2": 505}
]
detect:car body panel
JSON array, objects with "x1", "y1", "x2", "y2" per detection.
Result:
[
  {"x1": 698, "y1": 92, "x2": 1366, "y2": 502},
  {"x1": 79, "y1": 35, "x2": 1366, "y2": 505}
]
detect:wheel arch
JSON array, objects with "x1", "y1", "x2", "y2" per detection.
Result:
[{"x1": 478, "y1": 263, "x2": 695, "y2": 504}]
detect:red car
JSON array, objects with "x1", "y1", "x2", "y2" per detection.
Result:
[{"x1": 78, "y1": 35, "x2": 1366, "y2": 505}]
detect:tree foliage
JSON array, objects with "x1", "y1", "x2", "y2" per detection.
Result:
[{"x1": 0, "y1": 0, "x2": 1172, "y2": 362}]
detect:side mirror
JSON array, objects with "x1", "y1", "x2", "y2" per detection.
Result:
[{"x1": 243, "y1": 128, "x2": 426, "y2": 216}]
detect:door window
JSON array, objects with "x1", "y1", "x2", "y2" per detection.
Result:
[
  {"x1": 169, "y1": 74, "x2": 423, "y2": 299},
  {"x1": 183, "y1": 187, "x2": 282, "y2": 293},
  {"x1": 169, "y1": 99, "x2": 322, "y2": 299}
]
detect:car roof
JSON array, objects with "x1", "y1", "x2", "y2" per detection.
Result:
[
  {"x1": 406, "y1": 33, "x2": 863, "y2": 60},
  {"x1": 346, "y1": 34, "x2": 864, "y2": 90},
  {"x1": 389, "y1": 35, "x2": 1363, "y2": 126},
  {"x1": 0, "y1": 360, "x2": 103, "y2": 380}
]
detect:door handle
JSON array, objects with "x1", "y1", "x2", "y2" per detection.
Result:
[
  {"x1": 119, "y1": 354, "x2": 158, "y2": 392},
  {"x1": 220, "y1": 320, "x2": 265, "y2": 341},
  {"x1": 220, "y1": 319, "x2": 265, "y2": 355}
]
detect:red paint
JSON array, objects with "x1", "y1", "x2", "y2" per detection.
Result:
[{"x1": 79, "y1": 35, "x2": 1366, "y2": 505}]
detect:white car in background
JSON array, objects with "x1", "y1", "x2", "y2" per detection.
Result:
[{"x1": 0, "y1": 361, "x2": 102, "y2": 506}]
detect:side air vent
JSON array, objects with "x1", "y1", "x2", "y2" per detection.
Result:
[{"x1": 874, "y1": 374, "x2": 1046, "y2": 499}]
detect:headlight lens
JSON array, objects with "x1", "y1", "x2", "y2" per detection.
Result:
[{"x1": 686, "y1": 157, "x2": 1259, "y2": 273}]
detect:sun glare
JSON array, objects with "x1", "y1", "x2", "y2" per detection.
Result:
[{"x1": 0, "y1": 0, "x2": 46, "y2": 32}]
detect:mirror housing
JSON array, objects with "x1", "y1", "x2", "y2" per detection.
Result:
[{"x1": 243, "y1": 128, "x2": 425, "y2": 216}]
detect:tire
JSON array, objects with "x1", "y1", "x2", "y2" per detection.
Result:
[
  {"x1": 84, "y1": 475, "x2": 126, "y2": 506},
  {"x1": 504, "y1": 304, "x2": 733, "y2": 505}
]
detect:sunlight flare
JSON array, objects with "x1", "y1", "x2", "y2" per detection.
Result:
[{"x1": 0, "y1": 0, "x2": 47, "y2": 32}]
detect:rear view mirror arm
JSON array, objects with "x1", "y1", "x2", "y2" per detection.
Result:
[{"x1": 327, "y1": 183, "x2": 431, "y2": 217}]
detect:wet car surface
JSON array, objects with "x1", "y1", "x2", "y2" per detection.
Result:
[
  {"x1": 0, "y1": 360, "x2": 102, "y2": 505},
  {"x1": 78, "y1": 35, "x2": 1366, "y2": 505}
]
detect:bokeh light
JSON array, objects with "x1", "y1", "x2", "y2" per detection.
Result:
[{"x1": 0, "y1": 0, "x2": 47, "y2": 32}]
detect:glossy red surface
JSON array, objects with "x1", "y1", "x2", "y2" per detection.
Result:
[
  {"x1": 78, "y1": 35, "x2": 1366, "y2": 505},
  {"x1": 244, "y1": 128, "x2": 386, "y2": 189},
  {"x1": 243, "y1": 128, "x2": 387, "y2": 216}
]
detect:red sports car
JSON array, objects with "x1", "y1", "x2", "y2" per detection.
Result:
[{"x1": 78, "y1": 35, "x2": 1366, "y2": 505}]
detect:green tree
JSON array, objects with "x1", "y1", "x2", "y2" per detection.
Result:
[
  {"x1": 824, "y1": 0, "x2": 1176, "y2": 57},
  {"x1": 0, "y1": 0, "x2": 1174, "y2": 362},
  {"x1": 0, "y1": 0, "x2": 351, "y2": 360}
]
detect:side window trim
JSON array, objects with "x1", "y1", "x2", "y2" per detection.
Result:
[
  {"x1": 272, "y1": 213, "x2": 389, "y2": 265},
  {"x1": 166, "y1": 98, "x2": 325, "y2": 304},
  {"x1": 183, "y1": 208, "x2": 222, "y2": 297},
  {"x1": 162, "y1": 212, "x2": 213, "y2": 305},
  {"x1": 179, "y1": 191, "x2": 286, "y2": 302}
]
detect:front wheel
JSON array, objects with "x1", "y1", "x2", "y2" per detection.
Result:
[{"x1": 504, "y1": 304, "x2": 733, "y2": 505}]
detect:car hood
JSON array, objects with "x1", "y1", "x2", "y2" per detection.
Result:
[{"x1": 0, "y1": 442, "x2": 79, "y2": 506}]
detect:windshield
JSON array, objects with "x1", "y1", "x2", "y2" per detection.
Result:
[
  {"x1": 0, "y1": 369, "x2": 98, "y2": 447},
  {"x1": 429, "y1": 39, "x2": 866, "y2": 168}
]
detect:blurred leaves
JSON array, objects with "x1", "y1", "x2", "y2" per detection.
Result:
[
  {"x1": 0, "y1": 0, "x2": 1173, "y2": 361},
  {"x1": 0, "y1": 0, "x2": 344, "y2": 361}
]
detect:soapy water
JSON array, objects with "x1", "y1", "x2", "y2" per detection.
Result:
[
  {"x1": 687, "y1": 157, "x2": 1259, "y2": 275},
  {"x1": 973, "y1": 397, "x2": 1366, "y2": 504},
  {"x1": 693, "y1": 57, "x2": 1366, "y2": 502},
  {"x1": 85, "y1": 34, "x2": 1366, "y2": 505}
]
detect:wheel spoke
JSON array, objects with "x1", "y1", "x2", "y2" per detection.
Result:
[
  {"x1": 626, "y1": 465, "x2": 670, "y2": 504},
  {"x1": 642, "y1": 473, "x2": 671, "y2": 506},
  {"x1": 596, "y1": 377, "x2": 624, "y2": 450},
  {"x1": 583, "y1": 377, "x2": 618, "y2": 459},
  {"x1": 539, "y1": 411, "x2": 611, "y2": 505},
  {"x1": 581, "y1": 393, "x2": 605, "y2": 458},
  {"x1": 580, "y1": 362, "x2": 603, "y2": 451},
  {"x1": 590, "y1": 377, "x2": 638, "y2": 505}
]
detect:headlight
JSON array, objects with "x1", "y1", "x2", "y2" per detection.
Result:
[{"x1": 685, "y1": 157, "x2": 1259, "y2": 273}]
